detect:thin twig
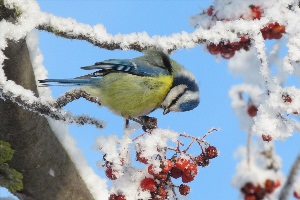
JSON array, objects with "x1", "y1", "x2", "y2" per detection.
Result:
[
  {"x1": 132, "y1": 129, "x2": 153, "y2": 141},
  {"x1": 247, "y1": 129, "x2": 252, "y2": 168}
]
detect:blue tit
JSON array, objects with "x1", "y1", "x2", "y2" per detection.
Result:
[{"x1": 39, "y1": 50, "x2": 200, "y2": 120}]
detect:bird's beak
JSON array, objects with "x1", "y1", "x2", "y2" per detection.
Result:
[{"x1": 163, "y1": 108, "x2": 170, "y2": 115}]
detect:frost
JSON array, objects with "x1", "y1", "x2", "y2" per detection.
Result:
[
  {"x1": 232, "y1": 142, "x2": 284, "y2": 199},
  {"x1": 93, "y1": 128, "x2": 180, "y2": 199},
  {"x1": 1, "y1": 0, "x2": 300, "y2": 199}
]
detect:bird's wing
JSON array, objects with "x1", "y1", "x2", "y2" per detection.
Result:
[{"x1": 78, "y1": 51, "x2": 172, "y2": 79}]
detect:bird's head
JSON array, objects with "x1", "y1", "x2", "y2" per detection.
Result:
[{"x1": 161, "y1": 70, "x2": 200, "y2": 114}]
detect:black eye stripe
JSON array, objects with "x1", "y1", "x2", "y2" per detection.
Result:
[{"x1": 167, "y1": 87, "x2": 188, "y2": 109}]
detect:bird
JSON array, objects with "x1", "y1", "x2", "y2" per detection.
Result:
[{"x1": 39, "y1": 50, "x2": 200, "y2": 128}]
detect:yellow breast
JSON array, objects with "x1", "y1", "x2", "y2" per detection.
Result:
[{"x1": 84, "y1": 73, "x2": 173, "y2": 118}]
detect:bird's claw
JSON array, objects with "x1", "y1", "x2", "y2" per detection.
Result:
[{"x1": 129, "y1": 116, "x2": 157, "y2": 131}]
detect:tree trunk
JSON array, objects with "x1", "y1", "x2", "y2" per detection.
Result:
[{"x1": 0, "y1": 5, "x2": 95, "y2": 199}]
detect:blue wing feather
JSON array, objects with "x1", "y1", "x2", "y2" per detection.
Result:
[
  {"x1": 39, "y1": 51, "x2": 173, "y2": 86},
  {"x1": 38, "y1": 78, "x2": 99, "y2": 86},
  {"x1": 80, "y1": 50, "x2": 171, "y2": 77}
]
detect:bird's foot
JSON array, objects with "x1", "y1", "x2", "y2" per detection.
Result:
[{"x1": 129, "y1": 116, "x2": 157, "y2": 131}]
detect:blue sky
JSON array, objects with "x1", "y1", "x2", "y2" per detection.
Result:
[{"x1": 1, "y1": 1, "x2": 300, "y2": 199}]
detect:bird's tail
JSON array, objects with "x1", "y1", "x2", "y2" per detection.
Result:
[{"x1": 38, "y1": 78, "x2": 99, "y2": 87}]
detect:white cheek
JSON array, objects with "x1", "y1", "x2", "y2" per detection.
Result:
[
  {"x1": 178, "y1": 91, "x2": 199, "y2": 103},
  {"x1": 171, "y1": 91, "x2": 200, "y2": 111},
  {"x1": 161, "y1": 85, "x2": 187, "y2": 108}
]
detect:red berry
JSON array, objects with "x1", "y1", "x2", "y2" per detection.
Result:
[
  {"x1": 184, "y1": 163, "x2": 198, "y2": 176},
  {"x1": 275, "y1": 180, "x2": 281, "y2": 188},
  {"x1": 195, "y1": 153, "x2": 209, "y2": 167},
  {"x1": 231, "y1": 41, "x2": 244, "y2": 51},
  {"x1": 140, "y1": 177, "x2": 157, "y2": 192},
  {"x1": 273, "y1": 32, "x2": 283, "y2": 39},
  {"x1": 261, "y1": 29, "x2": 272, "y2": 40},
  {"x1": 272, "y1": 23, "x2": 285, "y2": 33},
  {"x1": 240, "y1": 36, "x2": 250, "y2": 42},
  {"x1": 207, "y1": 43, "x2": 221, "y2": 55},
  {"x1": 207, "y1": 6, "x2": 214, "y2": 16},
  {"x1": 255, "y1": 185, "x2": 266, "y2": 200},
  {"x1": 109, "y1": 194, "x2": 118, "y2": 200},
  {"x1": 244, "y1": 194, "x2": 256, "y2": 200},
  {"x1": 170, "y1": 167, "x2": 182, "y2": 179},
  {"x1": 268, "y1": 22, "x2": 277, "y2": 29},
  {"x1": 179, "y1": 184, "x2": 190, "y2": 196},
  {"x1": 109, "y1": 194, "x2": 126, "y2": 200},
  {"x1": 182, "y1": 164, "x2": 197, "y2": 183},
  {"x1": 249, "y1": 5, "x2": 261, "y2": 19},
  {"x1": 265, "y1": 179, "x2": 275, "y2": 194},
  {"x1": 220, "y1": 44, "x2": 235, "y2": 59},
  {"x1": 157, "y1": 187, "x2": 167, "y2": 199},
  {"x1": 241, "y1": 182, "x2": 256, "y2": 195},
  {"x1": 161, "y1": 159, "x2": 173, "y2": 173},
  {"x1": 117, "y1": 195, "x2": 126, "y2": 200},
  {"x1": 294, "y1": 191, "x2": 300, "y2": 199},
  {"x1": 155, "y1": 172, "x2": 168, "y2": 182},
  {"x1": 205, "y1": 146, "x2": 218, "y2": 159},
  {"x1": 262, "y1": 134, "x2": 272, "y2": 142},
  {"x1": 282, "y1": 93, "x2": 292, "y2": 103},
  {"x1": 175, "y1": 157, "x2": 190, "y2": 170},
  {"x1": 181, "y1": 173, "x2": 195, "y2": 183},
  {"x1": 136, "y1": 151, "x2": 148, "y2": 164},
  {"x1": 148, "y1": 164, "x2": 156, "y2": 175},
  {"x1": 105, "y1": 168, "x2": 118, "y2": 180},
  {"x1": 247, "y1": 104, "x2": 258, "y2": 117}
]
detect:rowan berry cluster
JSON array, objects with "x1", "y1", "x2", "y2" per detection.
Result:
[
  {"x1": 241, "y1": 179, "x2": 280, "y2": 200},
  {"x1": 204, "y1": 5, "x2": 285, "y2": 59},
  {"x1": 138, "y1": 145, "x2": 218, "y2": 199},
  {"x1": 104, "y1": 129, "x2": 218, "y2": 199}
]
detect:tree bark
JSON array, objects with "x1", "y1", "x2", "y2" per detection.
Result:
[{"x1": 0, "y1": 8, "x2": 95, "y2": 199}]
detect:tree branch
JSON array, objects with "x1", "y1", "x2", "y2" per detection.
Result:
[
  {"x1": 0, "y1": 88, "x2": 105, "y2": 129},
  {"x1": 279, "y1": 153, "x2": 300, "y2": 200},
  {"x1": 0, "y1": 37, "x2": 96, "y2": 200}
]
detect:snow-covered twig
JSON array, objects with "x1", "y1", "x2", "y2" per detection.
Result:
[
  {"x1": 0, "y1": 88, "x2": 105, "y2": 129},
  {"x1": 279, "y1": 153, "x2": 300, "y2": 200}
]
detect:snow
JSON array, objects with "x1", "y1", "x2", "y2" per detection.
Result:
[
  {"x1": 93, "y1": 126, "x2": 180, "y2": 199},
  {"x1": 232, "y1": 142, "x2": 284, "y2": 199},
  {"x1": 1, "y1": 0, "x2": 300, "y2": 199},
  {"x1": 188, "y1": 0, "x2": 300, "y2": 197}
]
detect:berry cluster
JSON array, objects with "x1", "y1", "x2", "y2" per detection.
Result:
[
  {"x1": 109, "y1": 194, "x2": 126, "y2": 200},
  {"x1": 241, "y1": 179, "x2": 280, "y2": 200},
  {"x1": 206, "y1": 38, "x2": 251, "y2": 59},
  {"x1": 261, "y1": 22, "x2": 286, "y2": 40},
  {"x1": 103, "y1": 129, "x2": 219, "y2": 199},
  {"x1": 139, "y1": 145, "x2": 218, "y2": 199},
  {"x1": 204, "y1": 5, "x2": 286, "y2": 59}
]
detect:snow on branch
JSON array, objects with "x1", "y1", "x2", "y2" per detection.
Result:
[
  {"x1": 5, "y1": 0, "x2": 273, "y2": 52},
  {"x1": 0, "y1": 87, "x2": 105, "y2": 128},
  {"x1": 279, "y1": 153, "x2": 300, "y2": 200}
]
